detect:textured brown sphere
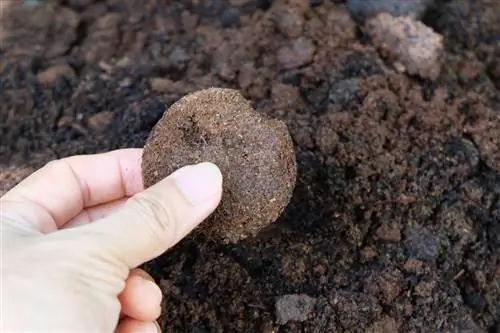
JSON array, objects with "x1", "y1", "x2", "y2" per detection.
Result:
[{"x1": 142, "y1": 88, "x2": 297, "y2": 243}]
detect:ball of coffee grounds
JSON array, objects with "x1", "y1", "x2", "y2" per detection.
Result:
[{"x1": 142, "y1": 88, "x2": 297, "y2": 244}]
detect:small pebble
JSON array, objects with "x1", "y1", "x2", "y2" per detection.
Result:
[
  {"x1": 275, "y1": 294, "x2": 317, "y2": 325},
  {"x1": 347, "y1": 0, "x2": 433, "y2": 21},
  {"x1": 365, "y1": 13, "x2": 444, "y2": 80}
]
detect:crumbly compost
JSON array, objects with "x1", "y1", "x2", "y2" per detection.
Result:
[{"x1": 141, "y1": 88, "x2": 297, "y2": 244}]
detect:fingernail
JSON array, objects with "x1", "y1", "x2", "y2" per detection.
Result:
[
  {"x1": 134, "y1": 269, "x2": 155, "y2": 282},
  {"x1": 139, "y1": 321, "x2": 161, "y2": 333},
  {"x1": 172, "y1": 162, "x2": 223, "y2": 205}
]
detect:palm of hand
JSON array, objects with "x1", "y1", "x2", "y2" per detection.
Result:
[{"x1": 1, "y1": 149, "x2": 222, "y2": 333}]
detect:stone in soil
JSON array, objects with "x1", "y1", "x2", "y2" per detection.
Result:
[
  {"x1": 275, "y1": 294, "x2": 317, "y2": 325},
  {"x1": 141, "y1": 88, "x2": 297, "y2": 244},
  {"x1": 365, "y1": 12, "x2": 444, "y2": 80}
]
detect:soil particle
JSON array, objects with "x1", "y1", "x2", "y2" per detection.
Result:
[
  {"x1": 66, "y1": 0, "x2": 95, "y2": 10},
  {"x1": 275, "y1": 293, "x2": 317, "y2": 324},
  {"x1": 277, "y1": 37, "x2": 315, "y2": 69},
  {"x1": 365, "y1": 13, "x2": 444, "y2": 80},
  {"x1": 347, "y1": 0, "x2": 433, "y2": 21},
  {"x1": 414, "y1": 279, "x2": 437, "y2": 298},
  {"x1": 375, "y1": 221, "x2": 402, "y2": 242},
  {"x1": 149, "y1": 78, "x2": 175, "y2": 93},
  {"x1": 404, "y1": 224, "x2": 440, "y2": 263},
  {"x1": 331, "y1": 291, "x2": 383, "y2": 330},
  {"x1": 37, "y1": 63, "x2": 76, "y2": 85},
  {"x1": 364, "y1": 269, "x2": 404, "y2": 304},
  {"x1": 451, "y1": 315, "x2": 488, "y2": 333},
  {"x1": 360, "y1": 246, "x2": 378, "y2": 263},
  {"x1": 367, "y1": 315, "x2": 399, "y2": 333},
  {"x1": 167, "y1": 46, "x2": 191, "y2": 72},
  {"x1": 81, "y1": 12, "x2": 122, "y2": 63},
  {"x1": 0, "y1": 3, "x2": 80, "y2": 59},
  {"x1": 219, "y1": 7, "x2": 241, "y2": 28},
  {"x1": 273, "y1": 4, "x2": 305, "y2": 38},
  {"x1": 488, "y1": 60, "x2": 500, "y2": 89},
  {"x1": 328, "y1": 78, "x2": 359, "y2": 110},
  {"x1": 271, "y1": 83, "x2": 302, "y2": 109},
  {"x1": 86, "y1": 111, "x2": 114, "y2": 132},
  {"x1": 404, "y1": 258, "x2": 425, "y2": 275},
  {"x1": 0, "y1": 166, "x2": 35, "y2": 196},
  {"x1": 141, "y1": 88, "x2": 297, "y2": 244}
]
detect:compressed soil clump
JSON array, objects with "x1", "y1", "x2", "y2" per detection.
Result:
[{"x1": 141, "y1": 88, "x2": 297, "y2": 244}]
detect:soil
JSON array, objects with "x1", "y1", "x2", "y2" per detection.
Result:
[
  {"x1": 142, "y1": 88, "x2": 297, "y2": 244},
  {"x1": 1, "y1": 0, "x2": 499, "y2": 332}
]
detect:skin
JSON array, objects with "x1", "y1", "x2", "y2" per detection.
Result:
[{"x1": 0, "y1": 148, "x2": 223, "y2": 332}]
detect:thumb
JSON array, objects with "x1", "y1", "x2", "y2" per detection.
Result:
[{"x1": 78, "y1": 162, "x2": 222, "y2": 269}]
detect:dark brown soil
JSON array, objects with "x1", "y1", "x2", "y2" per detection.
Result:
[
  {"x1": 1, "y1": 0, "x2": 499, "y2": 332},
  {"x1": 142, "y1": 88, "x2": 296, "y2": 244}
]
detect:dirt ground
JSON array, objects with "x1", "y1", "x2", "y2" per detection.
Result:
[{"x1": 1, "y1": 0, "x2": 499, "y2": 332}]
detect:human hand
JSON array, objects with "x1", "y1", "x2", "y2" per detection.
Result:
[{"x1": 0, "y1": 149, "x2": 223, "y2": 332}]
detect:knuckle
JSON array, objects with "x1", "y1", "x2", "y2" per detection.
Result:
[{"x1": 129, "y1": 193, "x2": 178, "y2": 247}]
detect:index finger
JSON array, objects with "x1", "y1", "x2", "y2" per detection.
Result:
[{"x1": 1, "y1": 148, "x2": 144, "y2": 233}]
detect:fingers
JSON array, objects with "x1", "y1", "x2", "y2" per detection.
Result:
[
  {"x1": 119, "y1": 269, "x2": 162, "y2": 322},
  {"x1": 1, "y1": 149, "x2": 143, "y2": 232},
  {"x1": 78, "y1": 162, "x2": 222, "y2": 269},
  {"x1": 115, "y1": 318, "x2": 160, "y2": 333},
  {"x1": 64, "y1": 198, "x2": 129, "y2": 229}
]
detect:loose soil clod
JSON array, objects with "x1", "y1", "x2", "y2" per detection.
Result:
[
  {"x1": 141, "y1": 88, "x2": 297, "y2": 244},
  {"x1": 365, "y1": 12, "x2": 444, "y2": 80}
]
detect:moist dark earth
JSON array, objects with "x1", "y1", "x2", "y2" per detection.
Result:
[{"x1": 1, "y1": 0, "x2": 499, "y2": 332}]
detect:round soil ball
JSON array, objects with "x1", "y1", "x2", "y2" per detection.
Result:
[{"x1": 142, "y1": 88, "x2": 297, "y2": 244}]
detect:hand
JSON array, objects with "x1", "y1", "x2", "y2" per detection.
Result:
[{"x1": 1, "y1": 149, "x2": 223, "y2": 333}]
